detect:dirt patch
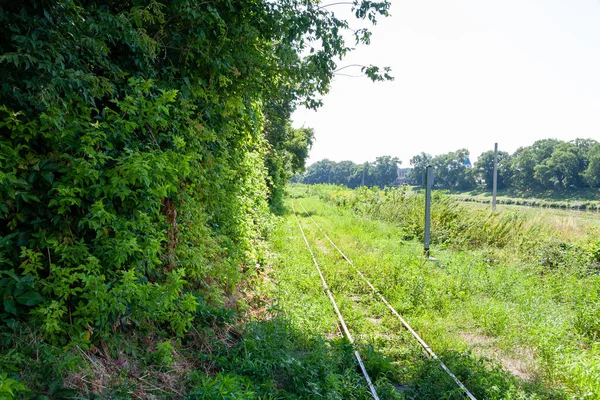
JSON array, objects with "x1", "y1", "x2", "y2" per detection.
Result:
[
  {"x1": 367, "y1": 317, "x2": 383, "y2": 325},
  {"x1": 326, "y1": 325, "x2": 344, "y2": 340},
  {"x1": 64, "y1": 342, "x2": 194, "y2": 399},
  {"x1": 461, "y1": 332, "x2": 495, "y2": 347},
  {"x1": 502, "y1": 353, "x2": 532, "y2": 380},
  {"x1": 460, "y1": 331, "x2": 535, "y2": 381},
  {"x1": 314, "y1": 238, "x2": 332, "y2": 254}
]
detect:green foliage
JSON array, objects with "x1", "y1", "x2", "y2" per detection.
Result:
[
  {"x1": 583, "y1": 143, "x2": 600, "y2": 187},
  {"x1": 0, "y1": 374, "x2": 28, "y2": 400},
  {"x1": 0, "y1": 1, "x2": 395, "y2": 396},
  {"x1": 430, "y1": 149, "x2": 476, "y2": 190},
  {"x1": 285, "y1": 190, "x2": 600, "y2": 397},
  {"x1": 0, "y1": 0, "x2": 391, "y2": 342},
  {"x1": 318, "y1": 185, "x2": 534, "y2": 249},
  {"x1": 494, "y1": 138, "x2": 598, "y2": 191},
  {"x1": 187, "y1": 372, "x2": 261, "y2": 399},
  {"x1": 185, "y1": 319, "x2": 375, "y2": 399},
  {"x1": 0, "y1": 328, "x2": 82, "y2": 400},
  {"x1": 534, "y1": 142, "x2": 581, "y2": 189},
  {"x1": 574, "y1": 301, "x2": 600, "y2": 341},
  {"x1": 474, "y1": 150, "x2": 510, "y2": 189},
  {"x1": 298, "y1": 156, "x2": 400, "y2": 188},
  {"x1": 1, "y1": 270, "x2": 43, "y2": 323},
  {"x1": 406, "y1": 152, "x2": 433, "y2": 186},
  {"x1": 266, "y1": 125, "x2": 314, "y2": 212},
  {"x1": 152, "y1": 340, "x2": 175, "y2": 367},
  {"x1": 303, "y1": 137, "x2": 600, "y2": 194}
]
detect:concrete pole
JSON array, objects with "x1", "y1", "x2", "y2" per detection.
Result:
[
  {"x1": 424, "y1": 165, "x2": 433, "y2": 256},
  {"x1": 362, "y1": 164, "x2": 366, "y2": 186},
  {"x1": 492, "y1": 143, "x2": 498, "y2": 211}
]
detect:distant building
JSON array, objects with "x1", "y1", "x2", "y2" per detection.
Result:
[{"x1": 394, "y1": 167, "x2": 411, "y2": 186}]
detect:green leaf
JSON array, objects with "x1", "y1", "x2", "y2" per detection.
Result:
[
  {"x1": 3, "y1": 298, "x2": 17, "y2": 315},
  {"x1": 42, "y1": 170, "x2": 55, "y2": 184},
  {"x1": 16, "y1": 291, "x2": 43, "y2": 306}
]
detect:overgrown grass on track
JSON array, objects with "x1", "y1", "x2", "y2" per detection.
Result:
[{"x1": 278, "y1": 184, "x2": 600, "y2": 399}]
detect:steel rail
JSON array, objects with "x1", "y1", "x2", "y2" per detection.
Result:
[
  {"x1": 299, "y1": 201, "x2": 477, "y2": 400},
  {"x1": 292, "y1": 201, "x2": 380, "y2": 400}
]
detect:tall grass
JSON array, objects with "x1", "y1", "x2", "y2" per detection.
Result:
[
  {"x1": 286, "y1": 187, "x2": 600, "y2": 398},
  {"x1": 455, "y1": 194, "x2": 600, "y2": 212},
  {"x1": 313, "y1": 185, "x2": 535, "y2": 250},
  {"x1": 306, "y1": 184, "x2": 600, "y2": 274}
]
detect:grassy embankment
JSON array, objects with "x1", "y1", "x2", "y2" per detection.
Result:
[
  {"x1": 268, "y1": 184, "x2": 599, "y2": 399},
  {"x1": 450, "y1": 187, "x2": 600, "y2": 211}
]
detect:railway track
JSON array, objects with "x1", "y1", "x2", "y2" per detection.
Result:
[{"x1": 292, "y1": 199, "x2": 477, "y2": 400}]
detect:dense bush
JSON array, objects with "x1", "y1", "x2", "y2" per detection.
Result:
[
  {"x1": 0, "y1": 1, "x2": 392, "y2": 394},
  {"x1": 0, "y1": 2, "x2": 273, "y2": 344}
]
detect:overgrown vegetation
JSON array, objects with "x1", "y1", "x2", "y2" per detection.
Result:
[
  {"x1": 453, "y1": 192, "x2": 600, "y2": 212},
  {"x1": 0, "y1": 1, "x2": 392, "y2": 396},
  {"x1": 292, "y1": 184, "x2": 599, "y2": 397}
]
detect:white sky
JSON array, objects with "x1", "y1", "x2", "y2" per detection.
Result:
[{"x1": 292, "y1": 0, "x2": 600, "y2": 166}]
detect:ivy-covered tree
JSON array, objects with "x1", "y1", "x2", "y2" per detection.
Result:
[{"x1": 0, "y1": 0, "x2": 392, "y2": 354}]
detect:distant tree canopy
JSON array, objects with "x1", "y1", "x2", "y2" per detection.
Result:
[
  {"x1": 297, "y1": 156, "x2": 401, "y2": 188},
  {"x1": 303, "y1": 138, "x2": 600, "y2": 192}
]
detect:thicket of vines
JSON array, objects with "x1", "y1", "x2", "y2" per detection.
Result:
[{"x1": 0, "y1": 0, "x2": 390, "y2": 350}]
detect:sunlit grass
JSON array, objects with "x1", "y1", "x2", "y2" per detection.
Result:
[{"x1": 280, "y1": 184, "x2": 600, "y2": 398}]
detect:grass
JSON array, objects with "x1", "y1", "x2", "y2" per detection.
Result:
[
  {"x1": 456, "y1": 187, "x2": 600, "y2": 202},
  {"x1": 450, "y1": 187, "x2": 600, "y2": 212},
  {"x1": 277, "y1": 184, "x2": 600, "y2": 399},
  {"x1": 458, "y1": 201, "x2": 600, "y2": 242},
  {"x1": 4, "y1": 183, "x2": 598, "y2": 398}
]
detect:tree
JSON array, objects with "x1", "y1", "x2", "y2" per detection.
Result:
[
  {"x1": 334, "y1": 160, "x2": 360, "y2": 187},
  {"x1": 266, "y1": 125, "x2": 314, "y2": 209},
  {"x1": 571, "y1": 138, "x2": 598, "y2": 187},
  {"x1": 304, "y1": 159, "x2": 336, "y2": 184},
  {"x1": 583, "y1": 143, "x2": 600, "y2": 188},
  {"x1": 509, "y1": 139, "x2": 560, "y2": 190},
  {"x1": 534, "y1": 143, "x2": 580, "y2": 189},
  {"x1": 406, "y1": 152, "x2": 432, "y2": 185},
  {"x1": 0, "y1": 0, "x2": 393, "y2": 347},
  {"x1": 371, "y1": 156, "x2": 401, "y2": 187},
  {"x1": 475, "y1": 150, "x2": 510, "y2": 189},
  {"x1": 510, "y1": 147, "x2": 538, "y2": 189},
  {"x1": 431, "y1": 149, "x2": 476, "y2": 190},
  {"x1": 301, "y1": 156, "x2": 401, "y2": 188}
]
